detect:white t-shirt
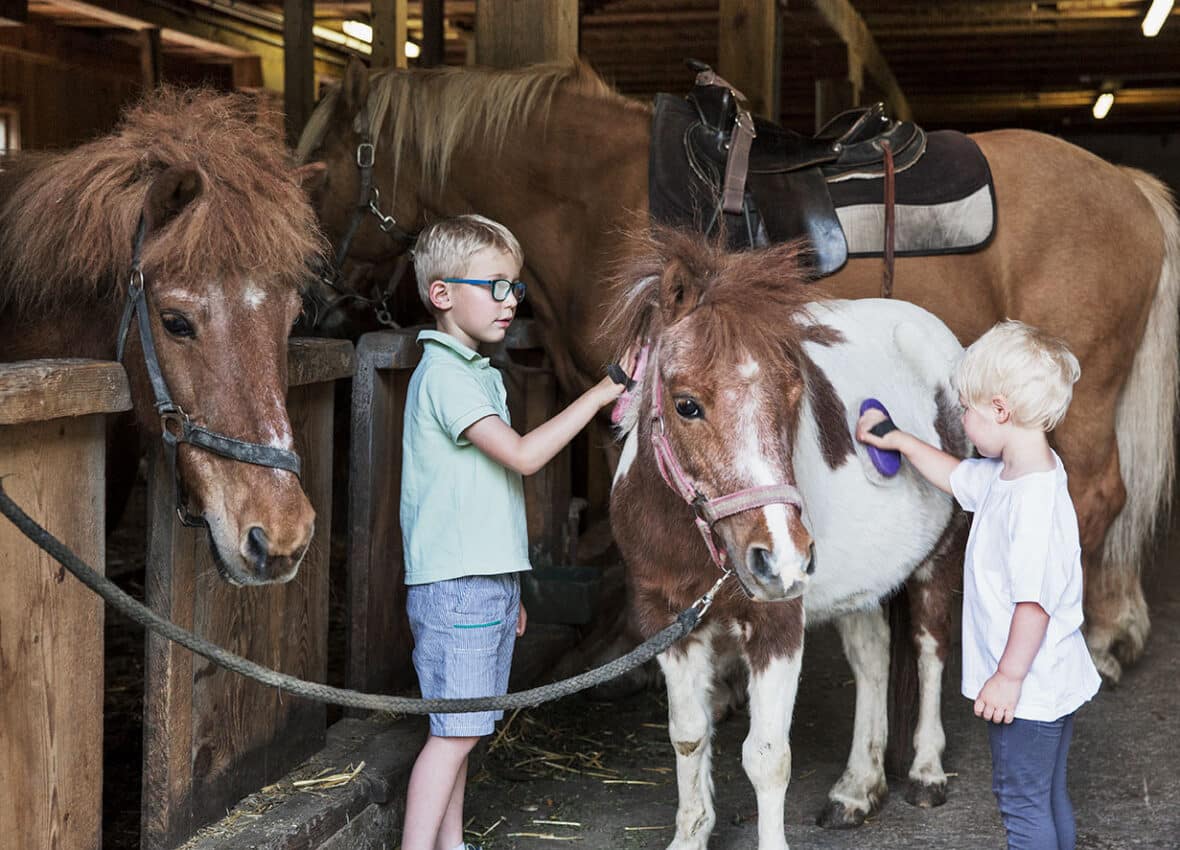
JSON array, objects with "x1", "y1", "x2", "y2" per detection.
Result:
[{"x1": 950, "y1": 453, "x2": 1101, "y2": 721}]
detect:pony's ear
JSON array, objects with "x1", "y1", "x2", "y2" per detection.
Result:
[
  {"x1": 339, "y1": 55, "x2": 370, "y2": 118},
  {"x1": 293, "y1": 161, "x2": 328, "y2": 192},
  {"x1": 657, "y1": 260, "x2": 698, "y2": 324},
  {"x1": 143, "y1": 164, "x2": 203, "y2": 233}
]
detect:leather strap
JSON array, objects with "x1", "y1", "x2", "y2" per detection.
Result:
[{"x1": 882, "y1": 139, "x2": 896, "y2": 298}]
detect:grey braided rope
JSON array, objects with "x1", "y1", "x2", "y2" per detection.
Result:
[{"x1": 0, "y1": 479, "x2": 699, "y2": 714}]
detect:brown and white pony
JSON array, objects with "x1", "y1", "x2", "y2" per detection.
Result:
[
  {"x1": 298, "y1": 59, "x2": 1180, "y2": 685},
  {"x1": 605, "y1": 228, "x2": 967, "y2": 848},
  {"x1": 0, "y1": 87, "x2": 325, "y2": 585}
]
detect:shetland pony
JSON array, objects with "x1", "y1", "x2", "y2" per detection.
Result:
[
  {"x1": 0, "y1": 88, "x2": 325, "y2": 585},
  {"x1": 606, "y1": 229, "x2": 968, "y2": 845},
  {"x1": 298, "y1": 59, "x2": 1180, "y2": 684}
]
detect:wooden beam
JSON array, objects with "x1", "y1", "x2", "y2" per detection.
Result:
[
  {"x1": 232, "y1": 54, "x2": 264, "y2": 89},
  {"x1": 371, "y1": 0, "x2": 407, "y2": 69},
  {"x1": 284, "y1": 0, "x2": 314, "y2": 146},
  {"x1": 718, "y1": 0, "x2": 781, "y2": 120},
  {"x1": 139, "y1": 26, "x2": 161, "y2": 90},
  {"x1": 419, "y1": 0, "x2": 444, "y2": 67},
  {"x1": 796, "y1": 0, "x2": 910, "y2": 121},
  {"x1": 0, "y1": 0, "x2": 26, "y2": 26},
  {"x1": 475, "y1": 0, "x2": 577, "y2": 68}
]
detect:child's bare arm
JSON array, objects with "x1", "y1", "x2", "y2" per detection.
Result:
[
  {"x1": 855, "y1": 408, "x2": 960, "y2": 494},
  {"x1": 974, "y1": 601, "x2": 1050, "y2": 724},
  {"x1": 465, "y1": 376, "x2": 624, "y2": 476}
]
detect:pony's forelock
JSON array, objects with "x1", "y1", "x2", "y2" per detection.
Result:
[{"x1": 0, "y1": 86, "x2": 326, "y2": 318}]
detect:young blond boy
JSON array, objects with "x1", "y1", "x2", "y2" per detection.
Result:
[
  {"x1": 857, "y1": 320, "x2": 1101, "y2": 850},
  {"x1": 399, "y1": 214, "x2": 629, "y2": 850}
]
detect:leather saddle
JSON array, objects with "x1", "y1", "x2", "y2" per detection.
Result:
[{"x1": 650, "y1": 61, "x2": 927, "y2": 276}]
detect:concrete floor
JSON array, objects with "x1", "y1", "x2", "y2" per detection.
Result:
[{"x1": 454, "y1": 529, "x2": 1180, "y2": 849}]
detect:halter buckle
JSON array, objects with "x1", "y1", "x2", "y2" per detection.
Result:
[
  {"x1": 128, "y1": 267, "x2": 145, "y2": 296},
  {"x1": 356, "y1": 142, "x2": 375, "y2": 168}
]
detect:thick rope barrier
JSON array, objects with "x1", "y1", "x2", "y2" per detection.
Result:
[{"x1": 0, "y1": 478, "x2": 708, "y2": 714}]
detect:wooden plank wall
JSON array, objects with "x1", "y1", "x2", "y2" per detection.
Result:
[
  {"x1": 140, "y1": 339, "x2": 355, "y2": 850},
  {"x1": 0, "y1": 359, "x2": 132, "y2": 850}
]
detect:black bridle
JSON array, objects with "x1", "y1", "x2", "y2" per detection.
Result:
[
  {"x1": 310, "y1": 108, "x2": 419, "y2": 330},
  {"x1": 116, "y1": 215, "x2": 304, "y2": 528}
]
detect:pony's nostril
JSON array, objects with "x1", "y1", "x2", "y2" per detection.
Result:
[
  {"x1": 805, "y1": 542, "x2": 817, "y2": 575},
  {"x1": 245, "y1": 526, "x2": 270, "y2": 570},
  {"x1": 747, "y1": 546, "x2": 776, "y2": 580}
]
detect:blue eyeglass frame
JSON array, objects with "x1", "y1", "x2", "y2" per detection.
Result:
[{"x1": 442, "y1": 277, "x2": 527, "y2": 303}]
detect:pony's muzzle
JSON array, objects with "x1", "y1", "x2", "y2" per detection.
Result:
[{"x1": 744, "y1": 544, "x2": 812, "y2": 600}]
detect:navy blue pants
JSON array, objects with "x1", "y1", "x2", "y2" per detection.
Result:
[{"x1": 988, "y1": 713, "x2": 1076, "y2": 850}]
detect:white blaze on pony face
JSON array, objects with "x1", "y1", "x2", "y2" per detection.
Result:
[
  {"x1": 243, "y1": 282, "x2": 268, "y2": 310},
  {"x1": 660, "y1": 334, "x2": 814, "y2": 602}
]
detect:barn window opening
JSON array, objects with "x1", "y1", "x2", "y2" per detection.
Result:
[{"x1": 0, "y1": 107, "x2": 19, "y2": 154}]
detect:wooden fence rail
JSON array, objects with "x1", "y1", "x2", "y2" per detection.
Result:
[
  {"x1": 0, "y1": 338, "x2": 355, "y2": 850},
  {"x1": 0, "y1": 358, "x2": 132, "y2": 850}
]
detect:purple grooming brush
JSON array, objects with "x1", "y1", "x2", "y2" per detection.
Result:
[{"x1": 859, "y1": 398, "x2": 901, "y2": 477}]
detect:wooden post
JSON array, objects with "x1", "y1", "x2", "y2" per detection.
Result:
[
  {"x1": 140, "y1": 340, "x2": 353, "y2": 850},
  {"x1": 371, "y1": 0, "x2": 408, "y2": 70},
  {"x1": 420, "y1": 0, "x2": 445, "y2": 67},
  {"x1": 475, "y1": 0, "x2": 577, "y2": 68},
  {"x1": 283, "y1": 0, "x2": 315, "y2": 146},
  {"x1": 0, "y1": 360, "x2": 131, "y2": 850},
  {"x1": 718, "y1": 0, "x2": 781, "y2": 120},
  {"x1": 139, "y1": 27, "x2": 162, "y2": 91},
  {"x1": 232, "y1": 55, "x2": 264, "y2": 89}
]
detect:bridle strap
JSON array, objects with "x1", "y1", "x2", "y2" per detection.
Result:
[
  {"x1": 647, "y1": 349, "x2": 802, "y2": 570},
  {"x1": 117, "y1": 213, "x2": 303, "y2": 526}
]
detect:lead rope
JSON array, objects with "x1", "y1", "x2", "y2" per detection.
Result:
[{"x1": 0, "y1": 478, "x2": 716, "y2": 713}]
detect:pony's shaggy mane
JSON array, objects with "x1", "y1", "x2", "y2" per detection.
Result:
[
  {"x1": 0, "y1": 86, "x2": 324, "y2": 318},
  {"x1": 298, "y1": 60, "x2": 644, "y2": 191},
  {"x1": 603, "y1": 227, "x2": 838, "y2": 435}
]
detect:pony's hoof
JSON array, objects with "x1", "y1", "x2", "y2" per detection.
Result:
[
  {"x1": 816, "y1": 800, "x2": 868, "y2": 829},
  {"x1": 1090, "y1": 648, "x2": 1123, "y2": 687},
  {"x1": 905, "y1": 780, "x2": 947, "y2": 808}
]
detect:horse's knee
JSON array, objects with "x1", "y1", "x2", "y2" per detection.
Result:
[
  {"x1": 674, "y1": 738, "x2": 706, "y2": 758},
  {"x1": 742, "y1": 737, "x2": 791, "y2": 787},
  {"x1": 1069, "y1": 447, "x2": 1125, "y2": 554}
]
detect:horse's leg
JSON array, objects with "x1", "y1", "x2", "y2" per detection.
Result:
[
  {"x1": 818, "y1": 606, "x2": 890, "y2": 828},
  {"x1": 742, "y1": 647, "x2": 803, "y2": 850},
  {"x1": 658, "y1": 633, "x2": 719, "y2": 850}
]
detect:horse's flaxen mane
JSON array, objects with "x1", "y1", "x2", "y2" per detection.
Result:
[
  {"x1": 298, "y1": 60, "x2": 642, "y2": 191},
  {"x1": 0, "y1": 86, "x2": 324, "y2": 318}
]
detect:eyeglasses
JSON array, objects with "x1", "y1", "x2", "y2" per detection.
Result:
[{"x1": 442, "y1": 278, "x2": 527, "y2": 303}]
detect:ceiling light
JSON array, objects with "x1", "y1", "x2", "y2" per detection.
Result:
[
  {"x1": 342, "y1": 20, "x2": 373, "y2": 43},
  {"x1": 1142, "y1": 0, "x2": 1174, "y2": 37},
  {"x1": 405, "y1": 41, "x2": 421, "y2": 59},
  {"x1": 1092, "y1": 92, "x2": 1115, "y2": 120}
]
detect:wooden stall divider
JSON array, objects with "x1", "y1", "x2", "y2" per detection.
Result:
[
  {"x1": 140, "y1": 338, "x2": 354, "y2": 850},
  {"x1": 0, "y1": 359, "x2": 132, "y2": 850}
]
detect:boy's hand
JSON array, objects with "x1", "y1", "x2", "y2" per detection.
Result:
[
  {"x1": 974, "y1": 671, "x2": 1022, "y2": 724},
  {"x1": 516, "y1": 602, "x2": 527, "y2": 637},
  {"x1": 856, "y1": 408, "x2": 906, "y2": 451}
]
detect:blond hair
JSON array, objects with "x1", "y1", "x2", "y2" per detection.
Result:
[
  {"x1": 954, "y1": 320, "x2": 1081, "y2": 431},
  {"x1": 412, "y1": 214, "x2": 523, "y2": 312}
]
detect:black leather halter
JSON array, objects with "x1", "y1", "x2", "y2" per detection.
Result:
[
  {"x1": 310, "y1": 100, "x2": 418, "y2": 330},
  {"x1": 116, "y1": 215, "x2": 303, "y2": 527}
]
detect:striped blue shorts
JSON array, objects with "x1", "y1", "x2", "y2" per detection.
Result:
[{"x1": 406, "y1": 572, "x2": 521, "y2": 737}]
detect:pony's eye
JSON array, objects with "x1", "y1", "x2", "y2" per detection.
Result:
[
  {"x1": 674, "y1": 397, "x2": 703, "y2": 419},
  {"x1": 161, "y1": 312, "x2": 195, "y2": 339}
]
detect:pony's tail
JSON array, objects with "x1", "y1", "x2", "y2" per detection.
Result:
[{"x1": 1105, "y1": 168, "x2": 1180, "y2": 570}]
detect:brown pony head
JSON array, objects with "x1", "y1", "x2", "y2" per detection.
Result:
[
  {"x1": 606, "y1": 228, "x2": 835, "y2": 601},
  {"x1": 0, "y1": 87, "x2": 326, "y2": 585}
]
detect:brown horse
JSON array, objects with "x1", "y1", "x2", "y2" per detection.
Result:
[
  {"x1": 604, "y1": 226, "x2": 968, "y2": 848},
  {"x1": 0, "y1": 87, "x2": 325, "y2": 585},
  {"x1": 297, "y1": 59, "x2": 1180, "y2": 684}
]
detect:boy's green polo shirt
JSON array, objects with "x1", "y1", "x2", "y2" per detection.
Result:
[{"x1": 400, "y1": 329, "x2": 531, "y2": 585}]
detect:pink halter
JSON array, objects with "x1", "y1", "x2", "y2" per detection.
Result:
[{"x1": 647, "y1": 346, "x2": 804, "y2": 572}]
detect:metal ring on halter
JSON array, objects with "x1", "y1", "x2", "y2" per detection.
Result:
[
  {"x1": 128, "y1": 268, "x2": 145, "y2": 295},
  {"x1": 356, "y1": 142, "x2": 375, "y2": 168}
]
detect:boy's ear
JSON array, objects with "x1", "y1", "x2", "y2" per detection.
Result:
[
  {"x1": 991, "y1": 395, "x2": 1011, "y2": 424},
  {"x1": 428, "y1": 279, "x2": 451, "y2": 312}
]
